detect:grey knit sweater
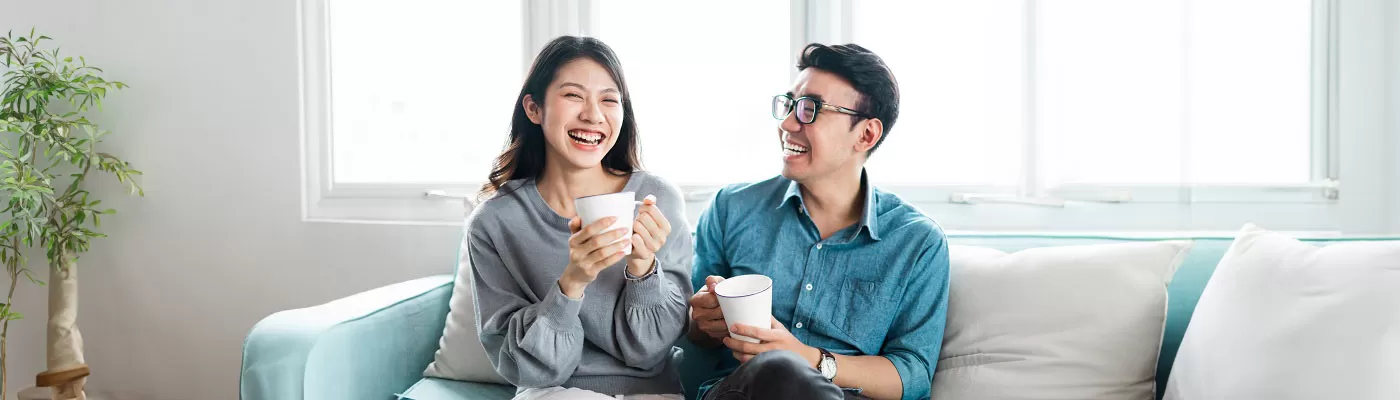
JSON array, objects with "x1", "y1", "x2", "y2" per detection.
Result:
[{"x1": 467, "y1": 172, "x2": 694, "y2": 395}]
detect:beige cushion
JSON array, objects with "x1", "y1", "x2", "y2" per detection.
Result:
[
  {"x1": 933, "y1": 241, "x2": 1193, "y2": 400},
  {"x1": 423, "y1": 222, "x2": 509, "y2": 384}
]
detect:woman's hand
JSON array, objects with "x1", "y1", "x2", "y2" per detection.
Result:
[
  {"x1": 559, "y1": 216, "x2": 631, "y2": 298},
  {"x1": 626, "y1": 195, "x2": 671, "y2": 277}
]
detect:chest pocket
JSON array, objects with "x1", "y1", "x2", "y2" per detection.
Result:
[{"x1": 822, "y1": 278, "x2": 900, "y2": 350}]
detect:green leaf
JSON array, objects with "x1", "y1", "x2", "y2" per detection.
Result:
[{"x1": 24, "y1": 269, "x2": 45, "y2": 286}]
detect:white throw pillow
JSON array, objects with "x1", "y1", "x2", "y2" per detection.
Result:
[
  {"x1": 423, "y1": 224, "x2": 509, "y2": 384},
  {"x1": 933, "y1": 241, "x2": 1194, "y2": 400},
  {"x1": 1164, "y1": 224, "x2": 1400, "y2": 400}
]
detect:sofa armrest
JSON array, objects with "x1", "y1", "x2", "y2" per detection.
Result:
[{"x1": 240, "y1": 275, "x2": 455, "y2": 400}]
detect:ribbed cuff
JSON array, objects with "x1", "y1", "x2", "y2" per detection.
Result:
[
  {"x1": 540, "y1": 284, "x2": 585, "y2": 327},
  {"x1": 622, "y1": 262, "x2": 668, "y2": 308}
]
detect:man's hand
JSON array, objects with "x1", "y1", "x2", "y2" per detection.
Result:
[
  {"x1": 723, "y1": 317, "x2": 820, "y2": 368},
  {"x1": 688, "y1": 276, "x2": 729, "y2": 344}
]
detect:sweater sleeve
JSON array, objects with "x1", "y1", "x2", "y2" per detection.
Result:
[
  {"x1": 471, "y1": 217, "x2": 586, "y2": 388},
  {"x1": 612, "y1": 179, "x2": 696, "y2": 368}
]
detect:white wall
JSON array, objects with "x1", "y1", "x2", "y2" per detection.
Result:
[
  {"x1": 1336, "y1": 0, "x2": 1396, "y2": 235},
  {"x1": 1, "y1": 1, "x2": 461, "y2": 399},
  {"x1": 1390, "y1": 0, "x2": 1400, "y2": 234},
  {"x1": 1, "y1": 0, "x2": 1398, "y2": 399}
]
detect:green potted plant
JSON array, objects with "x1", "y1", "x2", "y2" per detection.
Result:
[{"x1": 0, "y1": 29, "x2": 142, "y2": 400}]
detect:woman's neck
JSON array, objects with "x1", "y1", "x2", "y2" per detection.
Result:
[{"x1": 535, "y1": 160, "x2": 629, "y2": 219}]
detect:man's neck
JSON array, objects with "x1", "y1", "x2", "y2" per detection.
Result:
[
  {"x1": 797, "y1": 167, "x2": 865, "y2": 240},
  {"x1": 536, "y1": 160, "x2": 627, "y2": 219}
]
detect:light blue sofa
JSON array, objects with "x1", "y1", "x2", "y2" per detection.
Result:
[{"x1": 239, "y1": 234, "x2": 1397, "y2": 400}]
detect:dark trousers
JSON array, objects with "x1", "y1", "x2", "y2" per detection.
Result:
[{"x1": 702, "y1": 350, "x2": 867, "y2": 400}]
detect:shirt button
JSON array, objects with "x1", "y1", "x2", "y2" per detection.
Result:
[
  {"x1": 795, "y1": 322, "x2": 804, "y2": 329},
  {"x1": 815, "y1": 244, "x2": 823, "y2": 250},
  {"x1": 805, "y1": 283, "x2": 813, "y2": 291}
]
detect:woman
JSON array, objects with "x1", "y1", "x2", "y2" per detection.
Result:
[{"x1": 468, "y1": 36, "x2": 692, "y2": 400}]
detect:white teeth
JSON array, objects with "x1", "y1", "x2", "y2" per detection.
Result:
[
  {"x1": 782, "y1": 141, "x2": 809, "y2": 155},
  {"x1": 568, "y1": 130, "x2": 603, "y2": 146}
]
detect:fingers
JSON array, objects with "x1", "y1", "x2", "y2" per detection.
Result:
[
  {"x1": 637, "y1": 208, "x2": 665, "y2": 240},
  {"x1": 723, "y1": 337, "x2": 765, "y2": 355},
  {"x1": 585, "y1": 227, "x2": 630, "y2": 251},
  {"x1": 569, "y1": 217, "x2": 618, "y2": 246},
  {"x1": 689, "y1": 302, "x2": 724, "y2": 321},
  {"x1": 650, "y1": 203, "x2": 671, "y2": 234},
  {"x1": 639, "y1": 206, "x2": 671, "y2": 239},
  {"x1": 630, "y1": 234, "x2": 654, "y2": 260},
  {"x1": 568, "y1": 217, "x2": 582, "y2": 234},
  {"x1": 769, "y1": 316, "x2": 785, "y2": 330},
  {"x1": 688, "y1": 303, "x2": 728, "y2": 335},
  {"x1": 706, "y1": 275, "x2": 726, "y2": 294},
  {"x1": 632, "y1": 223, "x2": 655, "y2": 258},
  {"x1": 639, "y1": 195, "x2": 671, "y2": 234},
  {"x1": 688, "y1": 290, "x2": 720, "y2": 309},
  {"x1": 698, "y1": 318, "x2": 729, "y2": 337},
  {"x1": 597, "y1": 250, "x2": 627, "y2": 270},
  {"x1": 730, "y1": 323, "x2": 774, "y2": 342},
  {"x1": 583, "y1": 237, "x2": 632, "y2": 267}
]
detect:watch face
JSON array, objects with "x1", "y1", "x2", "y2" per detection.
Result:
[{"x1": 821, "y1": 356, "x2": 837, "y2": 379}]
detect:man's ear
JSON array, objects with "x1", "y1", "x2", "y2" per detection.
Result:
[
  {"x1": 523, "y1": 94, "x2": 544, "y2": 124},
  {"x1": 855, "y1": 118, "x2": 884, "y2": 153}
]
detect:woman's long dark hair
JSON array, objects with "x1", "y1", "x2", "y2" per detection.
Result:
[{"x1": 480, "y1": 36, "x2": 641, "y2": 200}]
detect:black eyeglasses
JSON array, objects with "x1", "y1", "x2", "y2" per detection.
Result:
[{"x1": 772, "y1": 94, "x2": 871, "y2": 124}]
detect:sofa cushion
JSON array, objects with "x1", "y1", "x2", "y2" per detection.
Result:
[
  {"x1": 424, "y1": 226, "x2": 510, "y2": 384},
  {"x1": 397, "y1": 378, "x2": 515, "y2": 400},
  {"x1": 932, "y1": 241, "x2": 1193, "y2": 400},
  {"x1": 1164, "y1": 224, "x2": 1400, "y2": 400}
]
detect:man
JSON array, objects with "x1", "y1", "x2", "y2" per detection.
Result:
[{"x1": 687, "y1": 43, "x2": 950, "y2": 400}]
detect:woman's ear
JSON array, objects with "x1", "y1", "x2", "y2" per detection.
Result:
[{"x1": 523, "y1": 94, "x2": 544, "y2": 124}]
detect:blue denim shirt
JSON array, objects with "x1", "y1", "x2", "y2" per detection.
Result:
[{"x1": 692, "y1": 172, "x2": 951, "y2": 400}]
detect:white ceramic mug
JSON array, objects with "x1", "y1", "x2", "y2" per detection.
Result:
[
  {"x1": 573, "y1": 191, "x2": 645, "y2": 255},
  {"x1": 714, "y1": 274, "x2": 774, "y2": 344}
]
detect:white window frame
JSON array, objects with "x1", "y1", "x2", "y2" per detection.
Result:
[{"x1": 302, "y1": 0, "x2": 1377, "y2": 232}]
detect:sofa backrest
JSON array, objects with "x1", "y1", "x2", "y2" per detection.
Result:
[{"x1": 945, "y1": 234, "x2": 1400, "y2": 398}]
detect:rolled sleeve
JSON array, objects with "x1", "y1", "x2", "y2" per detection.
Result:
[{"x1": 880, "y1": 234, "x2": 950, "y2": 400}]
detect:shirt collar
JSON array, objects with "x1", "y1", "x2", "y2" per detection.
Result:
[{"x1": 776, "y1": 170, "x2": 882, "y2": 242}]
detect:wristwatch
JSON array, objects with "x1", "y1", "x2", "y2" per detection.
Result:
[{"x1": 817, "y1": 347, "x2": 837, "y2": 381}]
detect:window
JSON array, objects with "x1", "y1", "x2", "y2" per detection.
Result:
[
  {"x1": 596, "y1": 0, "x2": 791, "y2": 185},
  {"x1": 854, "y1": 0, "x2": 1318, "y2": 190},
  {"x1": 1034, "y1": 0, "x2": 1313, "y2": 187},
  {"x1": 303, "y1": 0, "x2": 1344, "y2": 229},
  {"x1": 854, "y1": 1, "x2": 1026, "y2": 186},
  {"x1": 328, "y1": 0, "x2": 523, "y2": 184}
]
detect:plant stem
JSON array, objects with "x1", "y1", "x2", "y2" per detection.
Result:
[{"x1": 1, "y1": 247, "x2": 16, "y2": 400}]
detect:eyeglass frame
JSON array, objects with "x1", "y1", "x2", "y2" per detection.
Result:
[{"x1": 772, "y1": 94, "x2": 873, "y2": 125}]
